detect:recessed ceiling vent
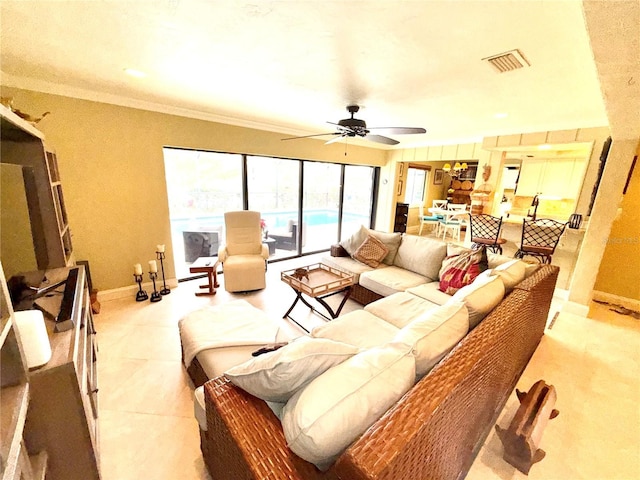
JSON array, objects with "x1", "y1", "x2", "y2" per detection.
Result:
[{"x1": 483, "y1": 49, "x2": 530, "y2": 73}]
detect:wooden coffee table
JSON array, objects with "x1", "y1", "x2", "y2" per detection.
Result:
[
  {"x1": 189, "y1": 257, "x2": 220, "y2": 296},
  {"x1": 281, "y1": 263, "x2": 354, "y2": 331}
]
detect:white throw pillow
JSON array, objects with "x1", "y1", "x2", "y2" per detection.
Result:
[
  {"x1": 451, "y1": 274, "x2": 505, "y2": 329},
  {"x1": 224, "y1": 337, "x2": 358, "y2": 403},
  {"x1": 282, "y1": 342, "x2": 415, "y2": 470},
  {"x1": 489, "y1": 259, "x2": 527, "y2": 292},
  {"x1": 393, "y1": 301, "x2": 469, "y2": 376}
]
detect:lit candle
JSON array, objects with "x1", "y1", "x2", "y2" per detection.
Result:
[
  {"x1": 149, "y1": 260, "x2": 158, "y2": 273},
  {"x1": 157, "y1": 244, "x2": 165, "y2": 253},
  {"x1": 134, "y1": 264, "x2": 142, "y2": 275}
]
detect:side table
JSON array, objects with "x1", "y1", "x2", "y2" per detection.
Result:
[{"x1": 189, "y1": 257, "x2": 220, "y2": 296}]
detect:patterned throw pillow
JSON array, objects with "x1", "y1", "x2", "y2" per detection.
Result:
[
  {"x1": 353, "y1": 235, "x2": 389, "y2": 268},
  {"x1": 439, "y1": 246, "x2": 488, "y2": 295}
]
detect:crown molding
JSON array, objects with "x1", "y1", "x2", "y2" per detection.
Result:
[{"x1": 0, "y1": 71, "x2": 316, "y2": 138}]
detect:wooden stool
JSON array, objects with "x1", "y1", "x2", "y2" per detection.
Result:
[{"x1": 189, "y1": 257, "x2": 220, "y2": 296}]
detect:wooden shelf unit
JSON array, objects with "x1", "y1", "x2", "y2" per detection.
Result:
[
  {"x1": 0, "y1": 261, "x2": 48, "y2": 480},
  {"x1": 18, "y1": 266, "x2": 100, "y2": 480},
  {"x1": 0, "y1": 106, "x2": 74, "y2": 277}
]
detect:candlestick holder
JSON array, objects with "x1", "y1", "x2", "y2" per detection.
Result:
[
  {"x1": 134, "y1": 274, "x2": 148, "y2": 301},
  {"x1": 156, "y1": 251, "x2": 171, "y2": 295},
  {"x1": 149, "y1": 271, "x2": 162, "y2": 302}
]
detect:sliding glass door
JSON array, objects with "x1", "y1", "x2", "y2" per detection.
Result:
[
  {"x1": 163, "y1": 148, "x2": 242, "y2": 279},
  {"x1": 341, "y1": 165, "x2": 375, "y2": 240},
  {"x1": 301, "y1": 162, "x2": 342, "y2": 254},
  {"x1": 247, "y1": 156, "x2": 300, "y2": 260},
  {"x1": 164, "y1": 147, "x2": 378, "y2": 279}
]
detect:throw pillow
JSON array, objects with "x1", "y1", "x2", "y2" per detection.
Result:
[
  {"x1": 281, "y1": 342, "x2": 415, "y2": 471},
  {"x1": 393, "y1": 301, "x2": 469, "y2": 376},
  {"x1": 352, "y1": 234, "x2": 389, "y2": 268},
  {"x1": 365, "y1": 229, "x2": 402, "y2": 265},
  {"x1": 224, "y1": 336, "x2": 359, "y2": 403},
  {"x1": 439, "y1": 246, "x2": 488, "y2": 295},
  {"x1": 339, "y1": 225, "x2": 368, "y2": 256}
]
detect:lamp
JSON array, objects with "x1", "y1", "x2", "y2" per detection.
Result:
[{"x1": 442, "y1": 162, "x2": 468, "y2": 180}]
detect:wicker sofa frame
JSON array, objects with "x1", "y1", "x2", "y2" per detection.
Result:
[{"x1": 191, "y1": 264, "x2": 558, "y2": 480}]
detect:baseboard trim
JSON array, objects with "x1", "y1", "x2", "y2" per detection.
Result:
[
  {"x1": 592, "y1": 291, "x2": 640, "y2": 312},
  {"x1": 97, "y1": 278, "x2": 179, "y2": 302},
  {"x1": 561, "y1": 301, "x2": 590, "y2": 318}
]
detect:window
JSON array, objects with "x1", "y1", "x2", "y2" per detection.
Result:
[
  {"x1": 164, "y1": 148, "x2": 378, "y2": 279},
  {"x1": 405, "y1": 167, "x2": 428, "y2": 205}
]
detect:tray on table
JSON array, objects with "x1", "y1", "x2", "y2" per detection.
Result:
[{"x1": 280, "y1": 263, "x2": 354, "y2": 298}]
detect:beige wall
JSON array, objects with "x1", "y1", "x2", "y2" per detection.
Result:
[
  {"x1": 594, "y1": 141, "x2": 640, "y2": 301},
  {"x1": 1, "y1": 87, "x2": 386, "y2": 290}
]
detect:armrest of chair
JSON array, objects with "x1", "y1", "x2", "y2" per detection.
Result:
[
  {"x1": 218, "y1": 245, "x2": 229, "y2": 262},
  {"x1": 330, "y1": 244, "x2": 349, "y2": 257},
  {"x1": 261, "y1": 244, "x2": 269, "y2": 260}
]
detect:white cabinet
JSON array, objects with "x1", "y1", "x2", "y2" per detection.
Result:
[
  {"x1": 517, "y1": 158, "x2": 587, "y2": 199},
  {"x1": 516, "y1": 159, "x2": 546, "y2": 196}
]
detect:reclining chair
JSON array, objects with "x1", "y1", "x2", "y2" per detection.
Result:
[{"x1": 218, "y1": 211, "x2": 269, "y2": 292}]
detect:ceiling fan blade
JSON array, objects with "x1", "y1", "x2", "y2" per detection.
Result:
[
  {"x1": 325, "y1": 134, "x2": 346, "y2": 145},
  {"x1": 365, "y1": 134, "x2": 400, "y2": 145},
  {"x1": 367, "y1": 127, "x2": 427, "y2": 135},
  {"x1": 281, "y1": 132, "x2": 340, "y2": 141}
]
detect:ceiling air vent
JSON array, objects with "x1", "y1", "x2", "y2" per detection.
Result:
[{"x1": 483, "y1": 49, "x2": 530, "y2": 73}]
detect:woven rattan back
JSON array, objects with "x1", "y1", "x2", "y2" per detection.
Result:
[
  {"x1": 469, "y1": 214, "x2": 503, "y2": 243},
  {"x1": 520, "y1": 218, "x2": 567, "y2": 251}
]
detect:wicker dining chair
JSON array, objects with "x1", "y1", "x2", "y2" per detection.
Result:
[
  {"x1": 514, "y1": 218, "x2": 568, "y2": 264},
  {"x1": 468, "y1": 213, "x2": 507, "y2": 254}
]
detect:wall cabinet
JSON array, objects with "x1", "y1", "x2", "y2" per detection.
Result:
[{"x1": 516, "y1": 158, "x2": 587, "y2": 198}]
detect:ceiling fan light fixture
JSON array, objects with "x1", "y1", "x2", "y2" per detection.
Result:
[{"x1": 443, "y1": 163, "x2": 452, "y2": 172}]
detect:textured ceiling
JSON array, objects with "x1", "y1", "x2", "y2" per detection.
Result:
[{"x1": 0, "y1": 0, "x2": 614, "y2": 148}]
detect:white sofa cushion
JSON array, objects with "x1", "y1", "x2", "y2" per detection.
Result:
[
  {"x1": 406, "y1": 281, "x2": 453, "y2": 306},
  {"x1": 451, "y1": 274, "x2": 505, "y2": 329},
  {"x1": 393, "y1": 235, "x2": 448, "y2": 280},
  {"x1": 282, "y1": 342, "x2": 415, "y2": 470},
  {"x1": 311, "y1": 310, "x2": 399, "y2": 349},
  {"x1": 367, "y1": 229, "x2": 403, "y2": 265},
  {"x1": 489, "y1": 259, "x2": 527, "y2": 292},
  {"x1": 393, "y1": 301, "x2": 469, "y2": 376},
  {"x1": 365, "y1": 291, "x2": 440, "y2": 328},
  {"x1": 224, "y1": 337, "x2": 359, "y2": 403},
  {"x1": 320, "y1": 254, "x2": 384, "y2": 283},
  {"x1": 359, "y1": 266, "x2": 429, "y2": 297}
]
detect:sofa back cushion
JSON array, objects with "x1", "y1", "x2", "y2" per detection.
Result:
[
  {"x1": 451, "y1": 273, "x2": 505, "y2": 329},
  {"x1": 393, "y1": 301, "x2": 469, "y2": 376},
  {"x1": 488, "y1": 259, "x2": 527, "y2": 292},
  {"x1": 282, "y1": 342, "x2": 415, "y2": 471},
  {"x1": 340, "y1": 226, "x2": 402, "y2": 265},
  {"x1": 393, "y1": 235, "x2": 448, "y2": 280}
]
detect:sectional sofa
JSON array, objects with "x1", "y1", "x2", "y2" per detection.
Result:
[{"x1": 181, "y1": 229, "x2": 559, "y2": 480}]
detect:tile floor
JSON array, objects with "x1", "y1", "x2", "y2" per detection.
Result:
[{"x1": 96, "y1": 254, "x2": 639, "y2": 480}]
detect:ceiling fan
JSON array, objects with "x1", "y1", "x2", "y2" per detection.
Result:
[{"x1": 282, "y1": 105, "x2": 426, "y2": 146}]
